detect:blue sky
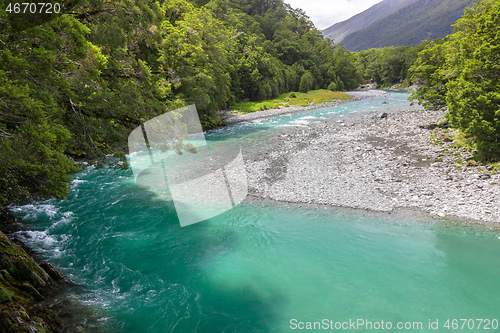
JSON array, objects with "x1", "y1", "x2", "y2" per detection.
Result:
[{"x1": 285, "y1": 0, "x2": 382, "y2": 30}]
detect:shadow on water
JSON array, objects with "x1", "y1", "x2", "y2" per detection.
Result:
[
  {"x1": 106, "y1": 199, "x2": 285, "y2": 332},
  {"x1": 12, "y1": 166, "x2": 283, "y2": 332}
]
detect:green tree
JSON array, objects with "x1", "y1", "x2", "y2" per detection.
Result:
[
  {"x1": 410, "y1": 0, "x2": 500, "y2": 159},
  {"x1": 0, "y1": 13, "x2": 92, "y2": 208},
  {"x1": 445, "y1": 0, "x2": 500, "y2": 159},
  {"x1": 0, "y1": 0, "x2": 367, "y2": 208},
  {"x1": 298, "y1": 71, "x2": 314, "y2": 93},
  {"x1": 160, "y1": 0, "x2": 236, "y2": 122},
  {"x1": 354, "y1": 43, "x2": 426, "y2": 88},
  {"x1": 409, "y1": 40, "x2": 448, "y2": 109},
  {"x1": 331, "y1": 44, "x2": 363, "y2": 90}
]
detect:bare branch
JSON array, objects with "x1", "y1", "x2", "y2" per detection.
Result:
[
  {"x1": 0, "y1": 129, "x2": 13, "y2": 138},
  {"x1": 69, "y1": 98, "x2": 98, "y2": 151}
]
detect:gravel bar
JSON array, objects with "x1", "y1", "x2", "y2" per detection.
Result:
[{"x1": 239, "y1": 90, "x2": 500, "y2": 225}]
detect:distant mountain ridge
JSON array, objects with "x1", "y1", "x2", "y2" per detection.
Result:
[
  {"x1": 341, "y1": 0, "x2": 477, "y2": 51},
  {"x1": 321, "y1": 0, "x2": 417, "y2": 44},
  {"x1": 322, "y1": 0, "x2": 477, "y2": 51}
]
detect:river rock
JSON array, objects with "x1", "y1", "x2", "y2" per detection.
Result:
[
  {"x1": 243, "y1": 89, "x2": 500, "y2": 225},
  {"x1": 0, "y1": 230, "x2": 64, "y2": 332},
  {"x1": 40, "y1": 261, "x2": 65, "y2": 281}
]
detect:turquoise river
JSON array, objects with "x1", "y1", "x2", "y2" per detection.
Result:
[{"x1": 12, "y1": 92, "x2": 500, "y2": 332}]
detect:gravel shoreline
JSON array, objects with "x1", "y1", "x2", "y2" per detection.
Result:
[{"x1": 239, "y1": 90, "x2": 500, "y2": 225}]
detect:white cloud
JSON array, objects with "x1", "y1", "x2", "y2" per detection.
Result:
[{"x1": 284, "y1": 0, "x2": 383, "y2": 30}]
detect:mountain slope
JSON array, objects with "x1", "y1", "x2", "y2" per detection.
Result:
[
  {"x1": 321, "y1": 0, "x2": 417, "y2": 43},
  {"x1": 341, "y1": 0, "x2": 477, "y2": 51}
]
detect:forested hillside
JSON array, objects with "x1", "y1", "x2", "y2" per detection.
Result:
[
  {"x1": 354, "y1": 43, "x2": 426, "y2": 87},
  {"x1": 0, "y1": 0, "x2": 362, "y2": 208},
  {"x1": 410, "y1": 0, "x2": 500, "y2": 161},
  {"x1": 342, "y1": 0, "x2": 476, "y2": 51}
]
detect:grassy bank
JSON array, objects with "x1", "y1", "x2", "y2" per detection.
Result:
[{"x1": 231, "y1": 90, "x2": 350, "y2": 114}]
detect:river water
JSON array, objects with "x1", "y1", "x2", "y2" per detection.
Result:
[{"x1": 11, "y1": 92, "x2": 500, "y2": 332}]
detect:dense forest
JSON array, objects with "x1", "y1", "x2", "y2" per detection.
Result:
[
  {"x1": 353, "y1": 43, "x2": 426, "y2": 87},
  {"x1": 410, "y1": 0, "x2": 500, "y2": 160},
  {"x1": 1, "y1": 0, "x2": 499, "y2": 210},
  {"x1": 0, "y1": 0, "x2": 362, "y2": 209}
]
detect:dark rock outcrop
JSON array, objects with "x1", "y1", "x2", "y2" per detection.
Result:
[{"x1": 0, "y1": 210, "x2": 67, "y2": 333}]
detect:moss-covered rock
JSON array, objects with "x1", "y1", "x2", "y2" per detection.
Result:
[{"x1": 0, "y1": 228, "x2": 64, "y2": 333}]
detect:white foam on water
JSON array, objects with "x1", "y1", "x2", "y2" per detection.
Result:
[
  {"x1": 15, "y1": 230, "x2": 60, "y2": 248},
  {"x1": 48, "y1": 214, "x2": 74, "y2": 231},
  {"x1": 11, "y1": 203, "x2": 59, "y2": 220},
  {"x1": 276, "y1": 124, "x2": 306, "y2": 128},
  {"x1": 63, "y1": 211, "x2": 74, "y2": 218},
  {"x1": 127, "y1": 151, "x2": 141, "y2": 158},
  {"x1": 291, "y1": 119, "x2": 310, "y2": 125},
  {"x1": 70, "y1": 179, "x2": 88, "y2": 189},
  {"x1": 10, "y1": 202, "x2": 73, "y2": 259},
  {"x1": 50, "y1": 247, "x2": 66, "y2": 259}
]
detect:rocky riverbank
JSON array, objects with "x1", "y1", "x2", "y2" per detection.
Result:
[
  {"x1": 0, "y1": 210, "x2": 68, "y2": 333},
  {"x1": 241, "y1": 90, "x2": 500, "y2": 225}
]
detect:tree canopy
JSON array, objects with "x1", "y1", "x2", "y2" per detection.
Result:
[
  {"x1": 354, "y1": 43, "x2": 426, "y2": 88},
  {"x1": 0, "y1": 0, "x2": 363, "y2": 208},
  {"x1": 410, "y1": 0, "x2": 500, "y2": 160}
]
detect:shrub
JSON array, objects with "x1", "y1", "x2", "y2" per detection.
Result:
[
  {"x1": 258, "y1": 83, "x2": 272, "y2": 101},
  {"x1": 298, "y1": 71, "x2": 314, "y2": 93}
]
